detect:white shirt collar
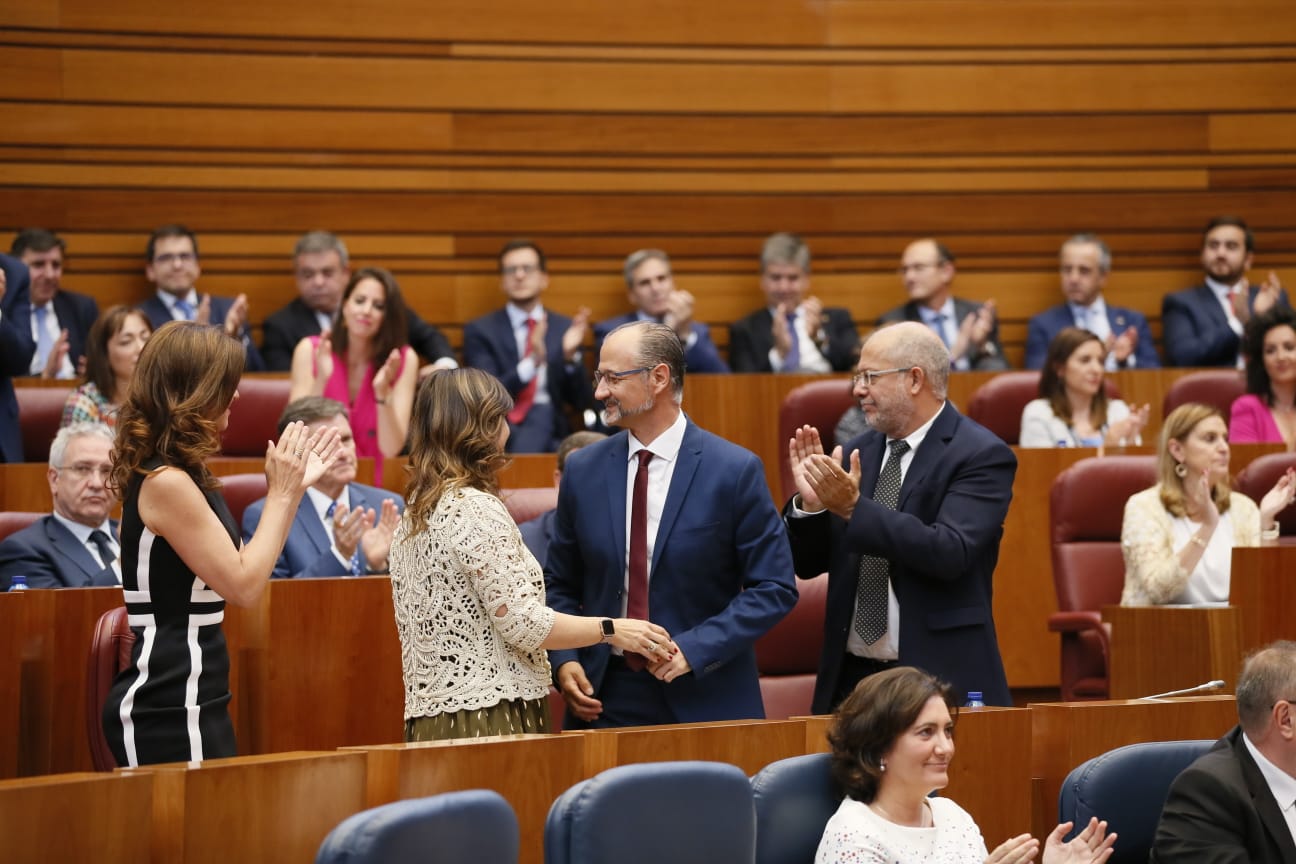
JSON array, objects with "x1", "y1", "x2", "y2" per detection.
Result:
[
  {"x1": 157, "y1": 288, "x2": 199, "y2": 311},
  {"x1": 1068, "y1": 296, "x2": 1108, "y2": 320},
  {"x1": 892, "y1": 401, "x2": 945, "y2": 455},
  {"x1": 1205, "y1": 275, "x2": 1242, "y2": 299},
  {"x1": 505, "y1": 302, "x2": 542, "y2": 330},
  {"x1": 1244, "y1": 732, "x2": 1296, "y2": 814},
  {"x1": 51, "y1": 511, "x2": 114, "y2": 546},
  {"x1": 306, "y1": 485, "x2": 351, "y2": 523},
  {"x1": 627, "y1": 411, "x2": 687, "y2": 466}
]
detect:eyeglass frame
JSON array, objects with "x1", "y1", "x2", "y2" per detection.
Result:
[
  {"x1": 593, "y1": 366, "x2": 654, "y2": 388},
  {"x1": 500, "y1": 263, "x2": 541, "y2": 277},
  {"x1": 55, "y1": 463, "x2": 113, "y2": 482},
  {"x1": 851, "y1": 367, "x2": 910, "y2": 388}
]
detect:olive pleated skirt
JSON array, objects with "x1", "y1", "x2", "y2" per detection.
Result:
[{"x1": 405, "y1": 696, "x2": 550, "y2": 742}]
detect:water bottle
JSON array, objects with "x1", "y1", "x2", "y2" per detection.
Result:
[
  {"x1": 965, "y1": 691, "x2": 985, "y2": 708},
  {"x1": 8, "y1": 575, "x2": 29, "y2": 592}
]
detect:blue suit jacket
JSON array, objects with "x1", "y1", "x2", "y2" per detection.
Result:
[
  {"x1": 1024, "y1": 302, "x2": 1160, "y2": 369},
  {"x1": 593, "y1": 313, "x2": 730, "y2": 373},
  {"x1": 0, "y1": 516, "x2": 120, "y2": 590},
  {"x1": 0, "y1": 254, "x2": 35, "y2": 462},
  {"x1": 1162, "y1": 282, "x2": 1291, "y2": 367},
  {"x1": 518, "y1": 508, "x2": 556, "y2": 568},
  {"x1": 545, "y1": 421, "x2": 798, "y2": 724},
  {"x1": 241, "y1": 482, "x2": 404, "y2": 578},
  {"x1": 786, "y1": 403, "x2": 1016, "y2": 711},
  {"x1": 138, "y1": 294, "x2": 265, "y2": 371}
]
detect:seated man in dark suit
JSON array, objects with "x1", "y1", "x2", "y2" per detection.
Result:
[
  {"x1": 879, "y1": 239, "x2": 1009, "y2": 371},
  {"x1": 463, "y1": 239, "x2": 593, "y2": 452},
  {"x1": 242, "y1": 396, "x2": 402, "y2": 578},
  {"x1": 1153, "y1": 640, "x2": 1296, "y2": 862},
  {"x1": 0, "y1": 254, "x2": 35, "y2": 462},
  {"x1": 11, "y1": 228, "x2": 98, "y2": 380},
  {"x1": 0, "y1": 422, "x2": 120, "y2": 589},
  {"x1": 260, "y1": 230, "x2": 457, "y2": 372},
  {"x1": 1162, "y1": 215, "x2": 1289, "y2": 367},
  {"x1": 593, "y1": 249, "x2": 728, "y2": 374},
  {"x1": 1025, "y1": 233, "x2": 1159, "y2": 370},
  {"x1": 518, "y1": 430, "x2": 605, "y2": 564},
  {"x1": 729, "y1": 232, "x2": 858, "y2": 373},
  {"x1": 136, "y1": 223, "x2": 265, "y2": 370}
]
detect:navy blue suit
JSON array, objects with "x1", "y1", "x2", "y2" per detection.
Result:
[
  {"x1": 729, "y1": 306, "x2": 859, "y2": 373},
  {"x1": 241, "y1": 482, "x2": 404, "y2": 579},
  {"x1": 138, "y1": 294, "x2": 265, "y2": 371},
  {"x1": 518, "y1": 508, "x2": 556, "y2": 568},
  {"x1": 462, "y1": 307, "x2": 592, "y2": 452},
  {"x1": 0, "y1": 254, "x2": 35, "y2": 462},
  {"x1": 14, "y1": 289, "x2": 99, "y2": 377},
  {"x1": 545, "y1": 421, "x2": 798, "y2": 725},
  {"x1": 1162, "y1": 282, "x2": 1291, "y2": 367},
  {"x1": 878, "y1": 298, "x2": 1010, "y2": 370},
  {"x1": 1024, "y1": 302, "x2": 1160, "y2": 369},
  {"x1": 593, "y1": 313, "x2": 729, "y2": 373},
  {"x1": 0, "y1": 516, "x2": 120, "y2": 590},
  {"x1": 786, "y1": 403, "x2": 1016, "y2": 711}
]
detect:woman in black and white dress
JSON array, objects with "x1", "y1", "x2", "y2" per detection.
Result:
[{"x1": 103, "y1": 321, "x2": 339, "y2": 766}]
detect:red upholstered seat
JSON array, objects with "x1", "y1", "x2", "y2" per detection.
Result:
[
  {"x1": 1162, "y1": 370, "x2": 1246, "y2": 419},
  {"x1": 85, "y1": 606, "x2": 133, "y2": 771},
  {"x1": 220, "y1": 377, "x2": 293, "y2": 457},
  {"x1": 16, "y1": 385, "x2": 74, "y2": 463},
  {"x1": 0, "y1": 511, "x2": 42, "y2": 543},
  {"x1": 219, "y1": 473, "x2": 269, "y2": 531},
  {"x1": 1235, "y1": 452, "x2": 1296, "y2": 544},
  {"x1": 1048, "y1": 455, "x2": 1157, "y2": 701},
  {"x1": 967, "y1": 372, "x2": 1122, "y2": 446},
  {"x1": 755, "y1": 575, "x2": 827, "y2": 719},
  {"x1": 777, "y1": 379, "x2": 857, "y2": 501}
]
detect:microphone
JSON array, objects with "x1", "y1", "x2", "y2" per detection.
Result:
[{"x1": 1139, "y1": 679, "x2": 1226, "y2": 700}]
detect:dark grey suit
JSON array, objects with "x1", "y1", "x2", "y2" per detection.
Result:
[
  {"x1": 0, "y1": 516, "x2": 120, "y2": 589},
  {"x1": 877, "y1": 298, "x2": 1010, "y2": 371}
]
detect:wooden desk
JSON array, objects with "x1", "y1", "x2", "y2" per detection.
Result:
[
  {"x1": 570, "y1": 718, "x2": 806, "y2": 777},
  {"x1": 0, "y1": 770, "x2": 154, "y2": 861},
  {"x1": 1104, "y1": 605, "x2": 1241, "y2": 698},
  {"x1": 803, "y1": 707, "x2": 1033, "y2": 849},
  {"x1": 0, "y1": 595, "x2": 20, "y2": 779},
  {"x1": 1232, "y1": 547, "x2": 1296, "y2": 653},
  {"x1": 346, "y1": 735, "x2": 586, "y2": 864}
]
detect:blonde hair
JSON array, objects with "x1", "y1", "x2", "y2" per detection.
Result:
[{"x1": 1158, "y1": 402, "x2": 1232, "y2": 518}]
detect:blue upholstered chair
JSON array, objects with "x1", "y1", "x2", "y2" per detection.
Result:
[
  {"x1": 545, "y1": 761, "x2": 756, "y2": 864},
  {"x1": 750, "y1": 753, "x2": 840, "y2": 864},
  {"x1": 1058, "y1": 739, "x2": 1216, "y2": 864},
  {"x1": 315, "y1": 789, "x2": 518, "y2": 864}
]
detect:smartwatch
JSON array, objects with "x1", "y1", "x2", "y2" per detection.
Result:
[{"x1": 600, "y1": 619, "x2": 616, "y2": 642}]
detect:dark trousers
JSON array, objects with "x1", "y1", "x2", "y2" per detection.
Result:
[
  {"x1": 564, "y1": 656, "x2": 677, "y2": 729},
  {"x1": 829, "y1": 653, "x2": 899, "y2": 712}
]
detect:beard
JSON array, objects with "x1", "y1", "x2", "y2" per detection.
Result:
[{"x1": 601, "y1": 392, "x2": 655, "y2": 427}]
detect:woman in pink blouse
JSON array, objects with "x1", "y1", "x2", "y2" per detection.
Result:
[{"x1": 1231, "y1": 307, "x2": 1296, "y2": 449}]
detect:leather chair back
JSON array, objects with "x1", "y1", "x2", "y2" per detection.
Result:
[
  {"x1": 220, "y1": 376, "x2": 293, "y2": 457},
  {"x1": 1058, "y1": 739, "x2": 1215, "y2": 864},
  {"x1": 750, "y1": 753, "x2": 839, "y2": 864},
  {"x1": 777, "y1": 379, "x2": 857, "y2": 501},
  {"x1": 316, "y1": 789, "x2": 518, "y2": 864},
  {"x1": 86, "y1": 606, "x2": 133, "y2": 771},
  {"x1": 1234, "y1": 452, "x2": 1296, "y2": 543},
  {"x1": 219, "y1": 473, "x2": 270, "y2": 532},
  {"x1": 1162, "y1": 370, "x2": 1245, "y2": 419},
  {"x1": 755, "y1": 576, "x2": 827, "y2": 720},
  {"x1": 967, "y1": 372, "x2": 1123, "y2": 446},
  {"x1": 0, "y1": 511, "x2": 42, "y2": 543},
  {"x1": 16, "y1": 386, "x2": 74, "y2": 463}
]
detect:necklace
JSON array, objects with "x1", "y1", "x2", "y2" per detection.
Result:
[{"x1": 869, "y1": 798, "x2": 931, "y2": 828}]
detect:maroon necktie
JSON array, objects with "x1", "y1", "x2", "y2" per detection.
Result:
[
  {"x1": 624, "y1": 449, "x2": 653, "y2": 669},
  {"x1": 507, "y1": 318, "x2": 538, "y2": 424}
]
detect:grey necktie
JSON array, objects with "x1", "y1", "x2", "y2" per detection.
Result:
[{"x1": 854, "y1": 439, "x2": 910, "y2": 643}]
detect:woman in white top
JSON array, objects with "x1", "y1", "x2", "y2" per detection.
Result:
[
  {"x1": 388, "y1": 368, "x2": 673, "y2": 741},
  {"x1": 1019, "y1": 328, "x2": 1149, "y2": 448},
  {"x1": 816, "y1": 666, "x2": 1116, "y2": 864},
  {"x1": 1120, "y1": 403, "x2": 1295, "y2": 606}
]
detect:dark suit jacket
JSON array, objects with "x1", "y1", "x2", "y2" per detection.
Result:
[
  {"x1": 877, "y1": 298, "x2": 1010, "y2": 371},
  {"x1": 518, "y1": 508, "x2": 556, "y2": 569},
  {"x1": 545, "y1": 421, "x2": 798, "y2": 724},
  {"x1": 0, "y1": 254, "x2": 35, "y2": 462},
  {"x1": 729, "y1": 306, "x2": 859, "y2": 373},
  {"x1": 786, "y1": 403, "x2": 1016, "y2": 711},
  {"x1": 260, "y1": 297, "x2": 456, "y2": 372},
  {"x1": 137, "y1": 294, "x2": 265, "y2": 371},
  {"x1": 462, "y1": 307, "x2": 592, "y2": 442},
  {"x1": 241, "y1": 482, "x2": 404, "y2": 579},
  {"x1": 0, "y1": 516, "x2": 120, "y2": 589},
  {"x1": 1162, "y1": 282, "x2": 1291, "y2": 367},
  {"x1": 17, "y1": 289, "x2": 99, "y2": 376},
  {"x1": 593, "y1": 313, "x2": 730, "y2": 373},
  {"x1": 1024, "y1": 302, "x2": 1160, "y2": 369},
  {"x1": 1152, "y1": 725, "x2": 1296, "y2": 863}
]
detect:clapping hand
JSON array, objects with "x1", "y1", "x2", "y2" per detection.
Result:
[{"x1": 789, "y1": 425, "x2": 861, "y2": 519}]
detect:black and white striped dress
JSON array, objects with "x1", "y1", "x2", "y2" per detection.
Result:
[{"x1": 103, "y1": 462, "x2": 238, "y2": 767}]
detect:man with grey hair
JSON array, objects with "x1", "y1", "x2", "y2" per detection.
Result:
[
  {"x1": 0, "y1": 422, "x2": 120, "y2": 588},
  {"x1": 260, "y1": 230, "x2": 457, "y2": 372},
  {"x1": 1152, "y1": 641, "x2": 1296, "y2": 862},
  {"x1": 545, "y1": 320, "x2": 797, "y2": 728},
  {"x1": 593, "y1": 249, "x2": 728, "y2": 373},
  {"x1": 1024, "y1": 233, "x2": 1159, "y2": 370},
  {"x1": 785, "y1": 321, "x2": 1016, "y2": 711},
  {"x1": 729, "y1": 232, "x2": 859, "y2": 373}
]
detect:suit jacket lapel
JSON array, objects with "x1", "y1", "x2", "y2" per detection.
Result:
[
  {"x1": 43, "y1": 518, "x2": 101, "y2": 584},
  {"x1": 495, "y1": 309, "x2": 522, "y2": 367},
  {"x1": 898, "y1": 404, "x2": 957, "y2": 510},
  {"x1": 297, "y1": 497, "x2": 331, "y2": 556},
  {"x1": 1236, "y1": 731, "x2": 1296, "y2": 859},
  {"x1": 605, "y1": 436, "x2": 630, "y2": 567},
  {"x1": 652, "y1": 423, "x2": 702, "y2": 569}
]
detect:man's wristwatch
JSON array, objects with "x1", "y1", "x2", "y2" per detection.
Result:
[{"x1": 600, "y1": 619, "x2": 616, "y2": 642}]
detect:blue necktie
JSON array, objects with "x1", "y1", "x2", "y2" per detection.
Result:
[
  {"x1": 784, "y1": 312, "x2": 801, "y2": 371},
  {"x1": 33, "y1": 305, "x2": 52, "y2": 371},
  {"x1": 174, "y1": 299, "x2": 194, "y2": 321},
  {"x1": 929, "y1": 312, "x2": 951, "y2": 349},
  {"x1": 326, "y1": 500, "x2": 364, "y2": 576}
]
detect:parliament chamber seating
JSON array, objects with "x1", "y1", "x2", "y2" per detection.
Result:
[
  {"x1": 85, "y1": 605, "x2": 133, "y2": 771},
  {"x1": 15, "y1": 385, "x2": 72, "y2": 464},
  {"x1": 315, "y1": 789, "x2": 519, "y2": 864},
  {"x1": 1048, "y1": 456, "x2": 1157, "y2": 701},
  {"x1": 750, "y1": 752, "x2": 838, "y2": 864},
  {"x1": 545, "y1": 761, "x2": 756, "y2": 864},
  {"x1": 1161, "y1": 369, "x2": 1246, "y2": 419},
  {"x1": 966, "y1": 372, "x2": 1123, "y2": 446},
  {"x1": 776, "y1": 378, "x2": 856, "y2": 500},
  {"x1": 1057, "y1": 739, "x2": 1215, "y2": 864},
  {"x1": 0, "y1": 510, "x2": 42, "y2": 543},
  {"x1": 218, "y1": 472, "x2": 270, "y2": 530},
  {"x1": 220, "y1": 376, "x2": 293, "y2": 457},
  {"x1": 1234, "y1": 451, "x2": 1296, "y2": 543},
  {"x1": 754, "y1": 575, "x2": 827, "y2": 720}
]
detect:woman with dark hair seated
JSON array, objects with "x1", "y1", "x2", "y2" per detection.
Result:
[
  {"x1": 60, "y1": 305, "x2": 152, "y2": 429},
  {"x1": 816, "y1": 666, "x2": 1116, "y2": 864},
  {"x1": 1231, "y1": 306, "x2": 1296, "y2": 448},
  {"x1": 1019, "y1": 327, "x2": 1148, "y2": 448}
]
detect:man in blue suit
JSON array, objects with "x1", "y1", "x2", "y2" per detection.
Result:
[
  {"x1": 463, "y1": 239, "x2": 592, "y2": 452},
  {"x1": 1162, "y1": 216, "x2": 1288, "y2": 367},
  {"x1": 11, "y1": 229, "x2": 99, "y2": 380},
  {"x1": 545, "y1": 321, "x2": 798, "y2": 727},
  {"x1": 0, "y1": 253, "x2": 35, "y2": 462},
  {"x1": 136, "y1": 224, "x2": 265, "y2": 371},
  {"x1": 786, "y1": 321, "x2": 1016, "y2": 710},
  {"x1": 241, "y1": 397, "x2": 402, "y2": 578},
  {"x1": 593, "y1": 249, "x2": 729, "y2": 374},
  {"x1": 0, "y1": 423, "x2": 120, "y2": 589},
  {"x1": 1025, "y1": 233, "x2": 1159, "y2": 370}
]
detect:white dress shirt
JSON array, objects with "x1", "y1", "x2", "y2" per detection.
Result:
[
  {"x1": 619, "y1": 411, "x2": 688, "y2": 615},
  {"x1": 29, "y1": 302, "x2": 75, "y2": 378},
  {"x1": 306, "y1": 485, "x2": 357, "y2": 571},
  {"x1": 766, "y1": 304, "x2": 831, "y2": 373},
  {"x1": 505, "y1": 302, "x2": 551, "y2": 406},
  {"x1": 1243, "y1": 732, "x2": 1296, "y2": 847}
]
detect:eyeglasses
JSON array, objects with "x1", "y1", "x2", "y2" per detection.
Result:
[
  {"x1": 852, "y1": 367, "x2": 909, "y2": 388},
  {"x1": 153, "y1": 252, "x2": 196, "y2": 266},
  {"x1": 593, "y1": 366, "x2": 652, "y2": 387},
  {"x1": 898, "y1": 261, "x2": 942, "y2": 275},
  {"x1": 57, "y1": 463, "x2": 112, "y2": 482},
  {"x1": 501, "y1": 263, "x2": 540, "y2": 276}
]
